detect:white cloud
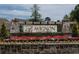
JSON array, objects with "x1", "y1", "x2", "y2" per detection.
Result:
[
  {"x1": 0, "y1": 4, "x2": 76, "y2": 20},
  {"x1": 0, "y1": 9, "x2": 31, "y2": 17}
]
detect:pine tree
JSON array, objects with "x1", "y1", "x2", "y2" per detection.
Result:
[
  {"x1": 30, "y1": 4, "x2": 42, "y2": 21},
  {"x1": 0, "y1": 23, "x2": 9, "y2": 39},
  {"x1": 63, "y1": 15, "x2": 69, "y2": 20}
]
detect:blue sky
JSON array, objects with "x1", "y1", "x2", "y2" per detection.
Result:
[{"x1": 0, "y1": 4, "x2": 76, "y2": 21}]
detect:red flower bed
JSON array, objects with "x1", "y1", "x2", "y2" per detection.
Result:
[
  {"x1": 10, "y1": 35, "x2": 79, "y2": 40},
  {"x1": 53, "y1": 35, "x2": 64, "y2": 39},
  {"x1": 10, "y1": 35, "x2": 64, "y2": 40}
]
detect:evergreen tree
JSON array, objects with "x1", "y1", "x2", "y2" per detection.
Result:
[
  {"x1": 70, "y1": 4, "x2": 79, "y2": 35},
  {"x1": 30, "y1": 4, "x2": 42, "y2": 21},
  {"x1": 0, "y1": 23, "x2": 9, "y2": 39},
  {"x1": 63, "y1": 15, "x2": 69, "y2": 19},
  {"x1": 62, "y1": 15, "x2": 69, "y2": 22},
  {"x1": 70, "y1": 4, "x2": 79, "y2": 23}
]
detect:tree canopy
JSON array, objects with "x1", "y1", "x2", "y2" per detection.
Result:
[
  {"x1": 63, "y1": 15, "x2": 69, "y2": 20},
  {"x1": 30, "y1": 4, "x2": 42, "y2": 21},
  {"x1": 0, "y1": 23, "x2": 9, "y2": 39},
  {"x1": 69, "y1": 4, "x2": 79, "y2": 36},
  {"x1": 62, "y1": 5, "x2": 79, "y2": 36},
  {"x1": 70, "y1": 4, "x2": 79, "y2": 23},
  {"x1": 45, "y1": 17, "x2": 51, "y2": 21}
]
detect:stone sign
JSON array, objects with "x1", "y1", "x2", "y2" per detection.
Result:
[{"x1": 23, "y1": 25, "x2": 57, "y2": 33}]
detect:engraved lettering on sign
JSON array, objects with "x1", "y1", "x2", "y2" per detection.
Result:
[{"x1": 23, "y1": 25, "x2": 57, "y2": 33}]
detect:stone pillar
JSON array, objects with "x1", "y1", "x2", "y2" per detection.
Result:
[{"x1": 62, "y1": 22, "x2": 71, "y2": 33}]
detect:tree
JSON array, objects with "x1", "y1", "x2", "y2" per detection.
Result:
[
  {"x1": 0, "y1": 23, "x2": 9, "y2": 39},
  {"x1": 64, "y1": 15, "x2": 69, "y2": 19},
  {"x1": 69, "y1": 4, "x2": 79, "y2": 35},
  {"x1": 57, "y1": 20, "x2": 60, "y2": 22},
  {"x1": 72, "y1": 24, "x2": 78, "y2": 36},
  {"x1": 62, "y1": 15, "x2": 69, "y2": 22},
  {"x1": 45, "y1": 17, "x2": 51, "y2": 21},
  {"x1": 70, "y1": 4, "x2": 79, "y2": 22},
  {"x1": 30, "y1": 4, "x2": 42, "y2": 21}
]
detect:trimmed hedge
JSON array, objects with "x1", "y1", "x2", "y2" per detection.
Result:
[{"x1": 11, "y1": 32, "x2": 65, "y2": 36}]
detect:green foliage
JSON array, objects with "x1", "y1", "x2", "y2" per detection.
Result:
[
  {"x1": 11, "y1": 32, "x2": 64, "y2": 36},
  {"x1": 72, "y1": 24, "x2": 78, "y2": 36},
  {"x1": 45, "y1": 17, "x2": 51, "y2": 21},
  {"x1": 63, "y1": 15, "x2": 69, "y2": 20},
  {"x1": 70, "y1": 4, "x2": 79, "y2": 23},
  {"x1": 31, "y1": 4, "x2": 42, "y2": 21},
  {"x1": 69, "y1": 4, "x2": 79, "y2": 35},
  {"x1": 63, "y1": 4, "x2": 79, "y2": 35},
  {"x1": 0, "y1": 23, "x2": 10, "y2": 39}
]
